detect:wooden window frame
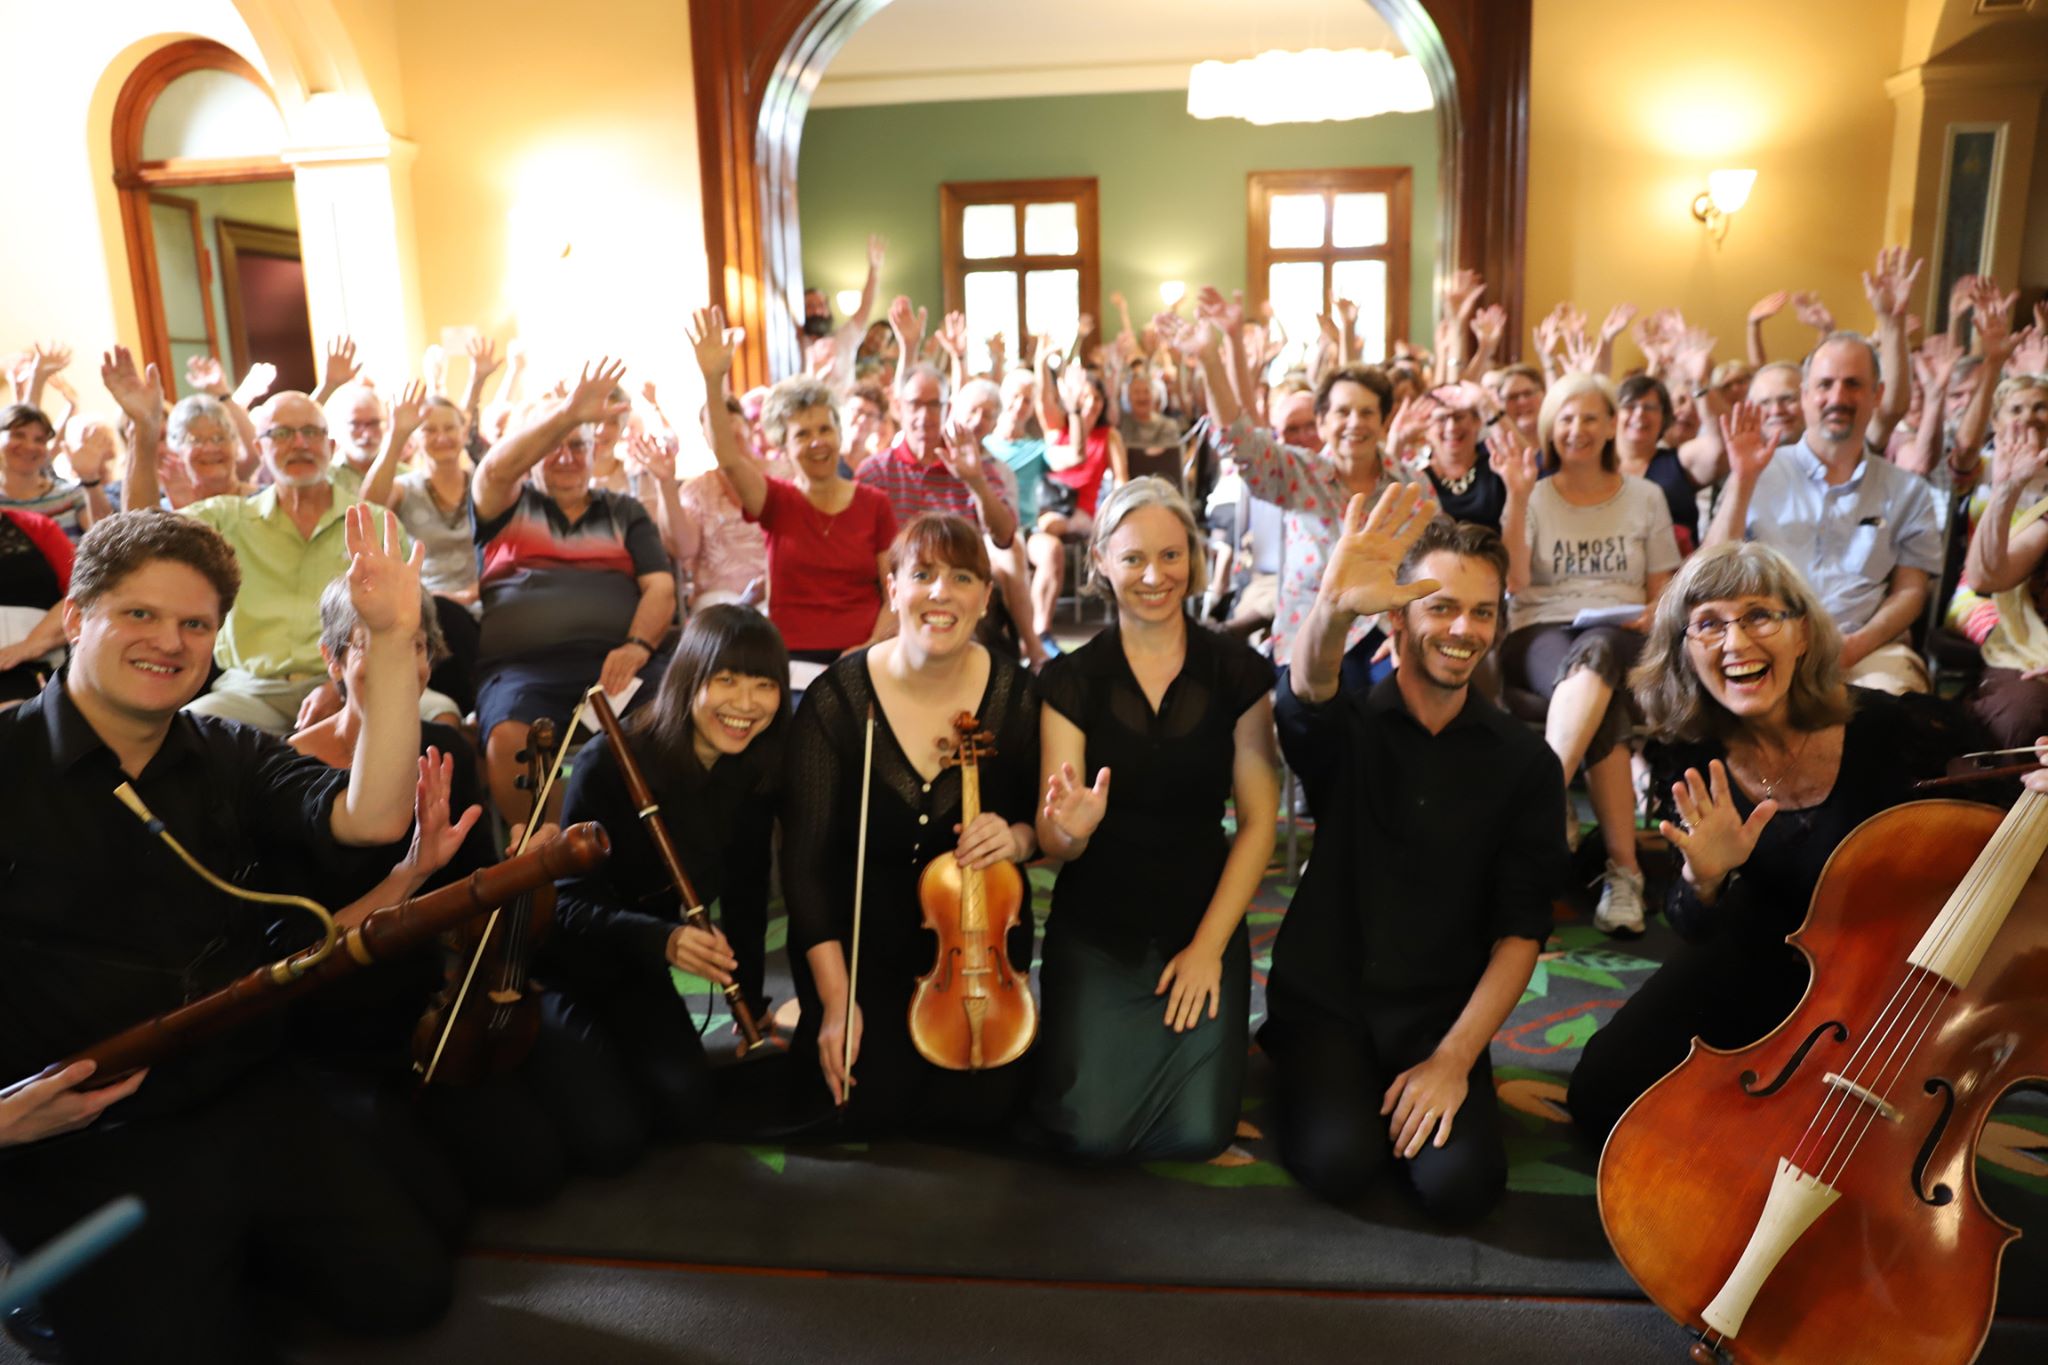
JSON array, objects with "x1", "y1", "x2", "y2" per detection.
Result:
[
  {"x1": 940, "y1": 177, "x2": 1100, "y2": 346},
  {"x1": 146, "y1": 192, "x2": 222, "y2": 367},
  {"x1": 215, "y1": 219, "x2": 302, "y2": 380},
  {"x1": 111, "y1": 39, "x2": 293, "y2": 399},
  {"x1": 1247, "y1": 167, "x2": 1413, "y2": 354}
]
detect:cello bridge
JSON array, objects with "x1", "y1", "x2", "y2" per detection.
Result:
[{"x1": 1821, "y1": 1072, "x2": 1902, "y2": 1124}]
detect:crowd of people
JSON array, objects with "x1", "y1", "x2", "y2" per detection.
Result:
[{"x1": 1, "y1": 234, "x2": 2046, "y2": 1361}]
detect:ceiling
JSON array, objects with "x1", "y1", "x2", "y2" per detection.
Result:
[{"x1": 813, "y1": 0, "x2": 1404, "y2": 108}]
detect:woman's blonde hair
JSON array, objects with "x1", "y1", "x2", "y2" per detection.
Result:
[
  {"x1": 1630, "y1": 541, "x2": 1851, "y2": 743},
  {"x1": 1087, "y1": 475, "x2": 1209, "y2": 601}
]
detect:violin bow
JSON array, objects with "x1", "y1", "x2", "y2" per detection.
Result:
[
  {"x1": 842, "y1": 701, "x2": 876, "y2": 1109},
  {"x1": 419, "y1": 702, "x2": 583, "y2": 1084}
]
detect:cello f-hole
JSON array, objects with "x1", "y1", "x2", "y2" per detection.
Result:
[
  {"x1": 1911, "y1": 1077, "x2": 1957, "y2": 1207},
  {"x1": 1740, "y1": 1020, "x2": 1849, "y2": 1096}
]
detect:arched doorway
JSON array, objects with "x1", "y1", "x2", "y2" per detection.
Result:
[
  {"x1": 111, "y1": 38, "x2": 316, "y2": 401},
  {"x1": 690, "y1": 0, "x2": 1528, "y2": 387}
]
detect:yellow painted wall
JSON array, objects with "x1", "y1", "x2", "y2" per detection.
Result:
[
  {"x1": 393, "y1": 0, "x2": 708, "y2": 401},
  {"x1": 1527, "y1": 0, "x2": 1909, "y2": 368}
]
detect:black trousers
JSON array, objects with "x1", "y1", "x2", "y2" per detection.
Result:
[
  {"x1": 1259, "y1": 987, "x2": 1508, "y2": 1226},
  {"x1": 427, "y1": 594, "x2": 479, "y2": 717},
  {"x1": 1567, "y1": 936, "x2": 1809, "y2": 1147},
  {"x1": 0, "y1": 1063, "x2": 451, "y2": 1365}
]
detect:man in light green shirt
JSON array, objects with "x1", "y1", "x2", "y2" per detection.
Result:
[{"x1": 125, "y1": 388, "x2": 440, "y2": 732}]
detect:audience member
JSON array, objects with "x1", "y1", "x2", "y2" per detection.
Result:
[{"x1": 0, "y1": 506, "x2": 71, "y2": 702}]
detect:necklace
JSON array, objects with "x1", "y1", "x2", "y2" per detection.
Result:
[{"x1": 1735, "y1": 728, "x2": 1814, "y2": 805}]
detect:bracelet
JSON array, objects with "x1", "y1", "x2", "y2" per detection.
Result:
[{"x1": 624, "y1": 635, "x2": 657, "y2": 656}]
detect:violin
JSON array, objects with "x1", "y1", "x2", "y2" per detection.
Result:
[
  {"x1": 582, "y1": 685, "x2": 763, "y2": 1051},
  {"x1": 1597, "y1": 793, "x2": 2048, "y2": 1364},
  {"x1": 412, "y1": 718, "x2": 568, "y2": 1085},
  {"x1": 907, "y1": 712, "x2": 1036, "y2": 1072}
]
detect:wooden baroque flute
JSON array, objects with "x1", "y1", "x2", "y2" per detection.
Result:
[
  {"x1": 55, "y1": 823, "x2": 611, "y2": 1088},
  {"x1": 582, "y1": 686, "x2": 764, "y2": 1052}
]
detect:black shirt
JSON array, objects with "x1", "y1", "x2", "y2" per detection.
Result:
[
  {"x1": 1037, "y1": 623, "x2": 1274, "y2": 962},
  {"x1": 1646, "y1": 689, "x2": 1984, "y2": 950},
  {"x1": 1425, "y1": 444, "x2": 1509, "y2": 533},
  {"x1": 1270, "y1": 673, "x2": 1566, "y2": 1017},
  {"x1": 0, "y1": 674, "x2": 392, "y2": 1117},
  {"x1": 1641, "y1": 447, "x2": 1700, "y2": 553},
  {"x1": 552, "y1": 721, "x2": 779, "y2": 999}
]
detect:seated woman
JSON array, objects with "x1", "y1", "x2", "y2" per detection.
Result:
[
  {"x1": 0, "y1": 507, "x2": 71, "y2": 704},
  {"x1": 1495, "y1": 374, "x2": 1678, "y2": 935},
  {"x1": 470, "y1": 359, "x2": 676, "y2": 821},
  {"x1": 1566, "y1": 542, "x2": 1980, "y2": 1144},
  {"x1": 1418, "y1": 382, "x2": 1507, "y2": 531},
  {"x1": 550, "y1": 605, "x2": 786, "y2": 1149},
  {"x1": 1613, "y1": 374, "x2": 1712, "y2": 557},
  {"x1": 372, "y1": 394, "x2": 483, "y2": 716},
  {"x1": 1489, "y1": 363, "x2": 1544, "y2": 449},
  {"x1": 2, "y1": 404, "x2": 104, "y2": 540},
  {"x1": 782, "y1": 514, "x2": 1039, "y2": 1135},
  {"x1": 690, "y1": 307, "x2": 897, "y2": 665},
  {"x1": 1959, "y1": 375, "x2": 2048, "y2": 748},
  {"x1": 165, "y1": 395, "x2": 256, "y2": 509},
  {"x1": 1032, "y1": 477, "x2": 1277, "y2": 1161}
]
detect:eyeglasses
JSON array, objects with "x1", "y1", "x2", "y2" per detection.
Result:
[
  {"x1": 1684, "y1": 607, "x2": 1797, "y2": 644},
  {"x1": 261, "y1": 425, "x2": 328, "y2": 444}
]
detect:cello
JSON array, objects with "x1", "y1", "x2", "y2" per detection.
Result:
[
  {"x1": 906, "y1": 712, "x2": 1036, "y2": 1072},
  {"x1": 413, "y1": 717, "x2": 570, "y2": 1084},
  {"x1": 1597, "y1": 792, "x2": 2048, "y2": 1364}
]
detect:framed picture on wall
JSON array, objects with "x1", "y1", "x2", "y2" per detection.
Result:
[{"x1": 1929, "y1": 122, "x2": 2004, "y2": 335}]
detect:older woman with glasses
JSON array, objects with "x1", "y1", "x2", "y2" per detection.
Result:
[{"x1": 1565, "y1": 542, "x2": 1981, "y2": 1144}]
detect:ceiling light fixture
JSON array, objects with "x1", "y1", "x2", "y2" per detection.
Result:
[{"x1": 1187, "y1": 49, "x2": 1431, "y2": 126}]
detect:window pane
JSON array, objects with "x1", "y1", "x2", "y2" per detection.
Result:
[
  {"x1": 1267, "y1": 194, "x2": 1324, "y2": 249},
  {"x1": 1267, "y1": 262, "x2": 1325, "y2": 361},
  {"x1": 962, "y1": 204, "x2": 1015, "y2": 260},
  {"x1": 1023, "y1": 202, "x2": 1078, "y2": 257},
  {"x1": 1024, "y1": 269, "x2": 1079, "y2": 341},
  {"x1": 1332, "y1": 259, "x2": 1389, "y2": 363},
  {"x1": 964, "y1": 271, "x2": 1019, "y2": 374},
  {"x1": 1332, "y1": 193, "x2": 1388, "y2": 248}
]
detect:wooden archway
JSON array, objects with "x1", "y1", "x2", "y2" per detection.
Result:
[
  {"x1": 111, "y1": 38, "x2": 293, "y2": 398},
  {"x1": 689, "y1": 0, "x2": 1529, "y2": 390}
]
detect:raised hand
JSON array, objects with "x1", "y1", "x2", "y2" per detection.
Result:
[
  {"x1": 1446, "y1": 268, "x2": 1485, "y2": 320},
  {"x1": 1196, "y1": 285, "x2": 1244, "y2": 337},
  {"x1": 1914, "y1": 333, "x2": 1963, "y2": 399},
  {"x1": 1600, "y1": 302, "x2": 1639, "y2": 342},
  {"x1": 1560, "y1": 327, "x2": 1601, "y2": 375},
  {"x1": 887, "y1": 294, "x2": 927, "y2": 349},
  {"x1": 687, "y1": 306, "x2": 736, "y2": 379},
  {"x1": 1969, "y1": 277, "x2": 2019, "y2": 360},
  {"x1": 232, "y1": 361, "x2": 277, "y2": 409},
  {"x1": 563, "y1": 357, "x2": 630, "y2": 426},
  {"x1": 1673, "y1": 327, "x2": 1718, "y2": 386},
  {"x1": 390, "y1": 378, "x2": 428, "y2": 434},
  {"x1": 505, "y1": 338, "x2": 528, "y2": 372},
  {"x1": 1316, "y1": 482, "x2": 1441, "y2": 621},
  {"x1": 935, "y1": 310, "x2": 969, "y2": 358},
  {"x1": 184, "y1": 354, "x2": 228, "y2": 396},
  {"x1": 31, "y1": 341, "x2": 72, "y2": 386},
  {"x1": 1791, "y1": 291, "x2": 1835, "y2": 336},
  {"x1": 465, "y1": 333, "x2": 502, "y2": 383},
  {"x1": 322, "y1": 335, "x2": 360, "y2": 391},
  {"x1": 866, "y1": 232, "x2": 887, "y2": 273},
  {"x1": 1747, "y1": 291, "x2": 1789, "y2": 325},
  {"x1": 420, "y1": 343, "x2": 448, "y2": 398},
  {"x1": 1861, "y1": 245, "x2": 1923, "y2": 320},
  {"x1": 343, "y1": 502, "x2": 422, "y2": 638},
  {"x1": 1719, "y1": 400, "x2": 1771, "y2": 481},
  {"x1": 624, "y1": 431, "x2": 679, "y2": 489},
  {"x1": 1995, "y1": 421, "x2": 2047, "y2": 491},
  {"x1": 1490, "y1": 413, "x2": 1538, "y2": 487},
  {"x1": 1471, "y1": 303, "x2": 1507, "y2": 352},
  {"x1": 2012, "y1": 326, "x2": 2048, "y2": 377},
  {"x1": 99, "y1": 346, "x2": 162, "y2": 426},
  {"x1": 1043, "y1": 761, "x2": 1111, "y2": 844},
  {"x1": 1950, "y1": 274, "x2": 1985, "y2": 327},
  {"x1": 1658, "y1": 760, "x2": 1777, "y2": 891},
  {"x1": 396, "y1": 747, "x2": 485, "y2": 885},
  {"x1": 1382, "y1": 394, "x2": 1435, "y2": 458},
  {"x1": 1335, "y1": 295, "x2": 1360, "y2": 339}
]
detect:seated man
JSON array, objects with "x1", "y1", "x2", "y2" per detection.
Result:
[
  {"x1": 471, "y1": 360, "x2": 675, "y2": 821},
  {"x1": 1706, "y1": 333, "x2": 1943, "y2": 694},
  {"x1": 855, "y1": 364, "x2": 1016, "y2": 551},
  {"x1": 1264, "y1": 491, "x2": 1564, "y2": 1225},
  {"x1": 0, "y1": 507, "x2": 450, "y2": 1363},
  {"x1": 110, "y1": 350, "x2": 453, "y2": 733}
]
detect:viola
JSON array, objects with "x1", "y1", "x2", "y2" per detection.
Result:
[
  {"x1": 907, "y1": 712, "x2": 1036, "y2": 1072},
  {"x1": 412, "y1": 718, "x2": 568, "y2": 1085},
  {"x1": 1598, "y1": 794, "x2": 2048, "y2": 1364}
]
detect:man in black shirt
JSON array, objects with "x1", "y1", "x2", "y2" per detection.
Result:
[
  {"x1": 1264, "y1": 484, "x2": 1566, "y2": 1224},
  {"x1": 0, "y1": 507, "x2": 449, "y2": 1362}
]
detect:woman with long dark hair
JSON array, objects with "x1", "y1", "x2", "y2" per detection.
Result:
[{"x1": 550, "y1": 605, "x2": 789, "y2": 1149}]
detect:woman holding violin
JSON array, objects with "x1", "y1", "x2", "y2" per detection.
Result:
[
  {"x1": 1032, "y1": 477, "x2": 1277, "y2": 1161},
  {"x1": 549, "y1": 605, "x2": 785, "y2": 1150},
  {"x1": 782, "y1": 513, "x2": 1039, "y2": 1134},
  {"x1": 1566, "y1": 541, "x2": 1983, "y2": 1144}
]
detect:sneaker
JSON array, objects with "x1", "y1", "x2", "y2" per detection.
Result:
[{"x1": 1594, "y1": 859, "x2": 1646, "y2": 935}]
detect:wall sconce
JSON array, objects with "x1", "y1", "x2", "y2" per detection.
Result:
[
  {"x1": 1159, "y1": 280, "x2": 1187, "y2": 308},
  {"x1": 1692, "y1": 169, "x2": 1756, "y2": 244},
  {"x1": 835, "y1": 289, "x2": 862, "y2": 317}
]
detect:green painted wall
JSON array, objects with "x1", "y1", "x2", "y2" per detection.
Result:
[{"x1": 798, "y1": 89, "x2": 1439, "y2": 349}]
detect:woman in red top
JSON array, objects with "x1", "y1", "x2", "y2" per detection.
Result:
[
  {"x1": 691, "y1": 307, "x2": 898, "y2": 663},
  {"x1": 0, "y1": 507, "x2": 73, "y2": 704},
  {"x1": 1043, "y1": 365, "x2": 1128, "y2": 532}
]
